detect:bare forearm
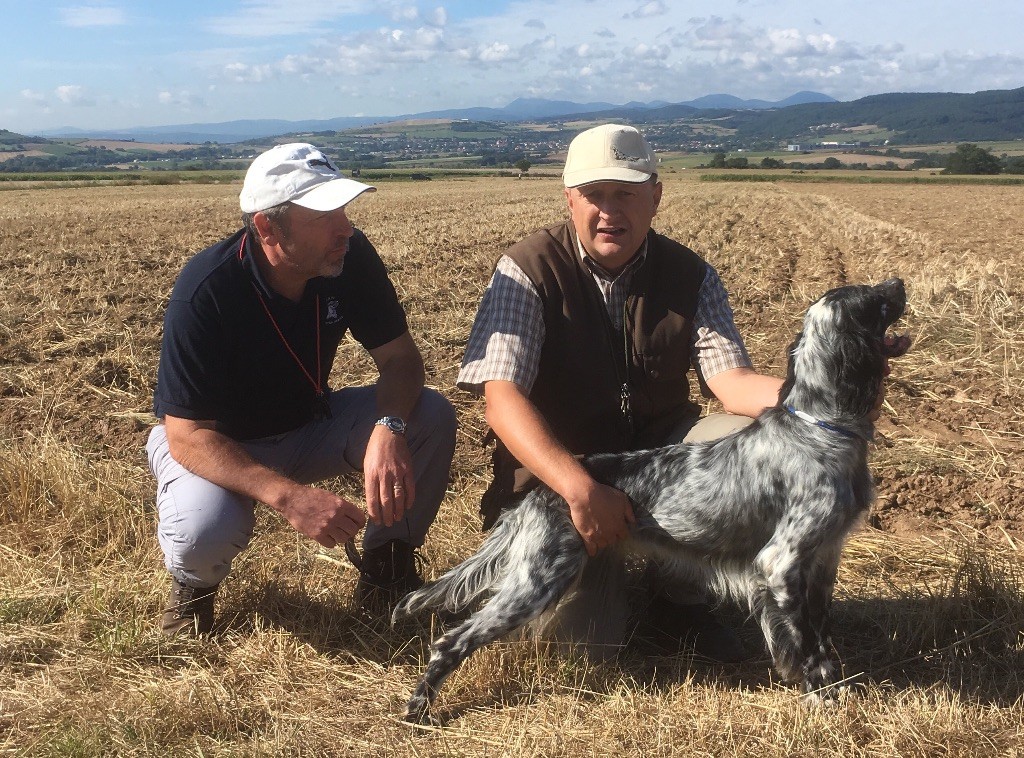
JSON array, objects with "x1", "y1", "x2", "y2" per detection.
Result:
[
  {"x1": 164, "y1": 416, "x2": 365, "y2": 547},
  {"x1": 370, "y1": 332, "x2": 425, "y2": 419},
  {"x1": 483, "y1": 380, "x2": 634, "y2": 555},
  {"x1": 483, "y1": 381, "x2": 594, "y2": 501},
  {"x1": 373, "y1": 363, "x2": 424, "y2": 419},
  {"x1": 165, "y1": 421, "x2": 299, "y2": 509},
  {"x1": 706, "y1": 368, "x2": 784, "y2": 418}
]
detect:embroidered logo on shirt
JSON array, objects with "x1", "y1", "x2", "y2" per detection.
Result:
[{"x1": 324, "y1": 297, "x2": 341, "y2": 324}]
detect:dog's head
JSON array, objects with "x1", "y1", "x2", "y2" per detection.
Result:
[{"x1": 783, "y1": 278, "x2": 911, "y2": 423}]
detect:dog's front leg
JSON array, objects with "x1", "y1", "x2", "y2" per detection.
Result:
[
  {"x1": 798, "y1": 543, "x2": 844, "y2": 702},
  {"x1": 753, "y1": 534, "x2": 845, "y2": 702}
]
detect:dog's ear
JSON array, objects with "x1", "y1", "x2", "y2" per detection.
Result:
[{"x1": 834, "y1": 330, "x2": 885, "y2": 418}]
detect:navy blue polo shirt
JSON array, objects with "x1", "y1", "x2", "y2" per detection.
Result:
[{"x1": 154, "y1": 228, "x2": 408, "y2": 440}]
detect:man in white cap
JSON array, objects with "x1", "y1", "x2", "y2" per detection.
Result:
[
  {"x1": 148, "y1": 143, "x2": 456, "y2": 635},
  {"x1": 457, "y1": 124, "x2": 783, "y2": 661}
]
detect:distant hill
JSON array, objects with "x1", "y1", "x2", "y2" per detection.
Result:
[
  {"x1": 29, "y1": 92, "x2": 836, "y2": 144},
  {"x1": 0, "y1": 129, "x2": 47, "y2": 146},
  {"x1": 14, "y1": 88, "x2": 1024, "y2": 152},
  {"x1": 723, "y1": 87, "x2": 1024, "y2": 143},
  {"x1": 35, "y1": 117, "x2": 386, "y2": 145}
]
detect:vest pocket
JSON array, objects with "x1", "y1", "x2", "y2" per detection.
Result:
[{"x1": 639, "y1": 350, "x2": 690, "y2": 382}]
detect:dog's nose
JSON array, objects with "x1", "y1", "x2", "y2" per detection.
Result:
[{"x1": 878, "y1": 277, "x2": 905, "y2": 299}]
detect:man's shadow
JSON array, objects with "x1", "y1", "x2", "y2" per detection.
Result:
[{"x1": 218, "y1": 579, "x2": 434, "y2": 664}]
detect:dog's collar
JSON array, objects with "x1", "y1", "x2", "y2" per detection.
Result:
[{"x1": 784, "y1": 405, "x2": 873, "y2": 442}]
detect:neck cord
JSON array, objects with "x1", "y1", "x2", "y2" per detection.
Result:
[{"x1": 239, "y1": 233, "x2": 330, "y2": 418}]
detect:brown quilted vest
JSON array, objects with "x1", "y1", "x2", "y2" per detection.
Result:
[{"x1": 480, "y1": 220, "x2": 707, "y2": 526}]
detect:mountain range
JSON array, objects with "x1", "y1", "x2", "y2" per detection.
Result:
[{"x1": 34, "y1": 91, "x2": 837, "y2": 144}]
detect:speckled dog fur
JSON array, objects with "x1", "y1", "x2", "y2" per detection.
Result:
[{"x1": 395, "y1": 279, "x2": 909, "y2": 723}]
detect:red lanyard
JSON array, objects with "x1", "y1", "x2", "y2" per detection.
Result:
[{"x1": 239, "y1": 233, "x2": 331, "y2": 419}]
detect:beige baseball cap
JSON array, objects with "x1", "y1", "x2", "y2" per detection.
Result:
[
  {"x1": 239, "y1": 143, "x2": 375, "y2": 214},
  {"x1": 562, "y1": 124, "x2": 658, "y2": 188}
]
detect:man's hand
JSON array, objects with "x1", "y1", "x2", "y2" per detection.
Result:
[
  {"x1": 869, "y1": 333, "x2": 908, "y2": 423},
  {"x1": 566, "y1": 482, "x2": 636, "y2": 557},
  {"x1": 363, "y1": 424, "x2": 416, "y2": 527},
  {"x1": 274, "y1": 484, "x2": 366, "y2": 548}
]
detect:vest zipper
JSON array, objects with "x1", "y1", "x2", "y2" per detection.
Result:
[{"x1": 618, "y1": 294, "x2": 635, "y2": 436}]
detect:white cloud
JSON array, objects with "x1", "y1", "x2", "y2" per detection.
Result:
[
  {"x1": 55, "y1": 85, "x2": 94, "y2": 106},
  {"x1": 627, "y1": 1, "x2": 667, "y2": 19},
  {"x1": 152, "y1": 2, "x2": 1024, "y2": 125},
  {"x1": 633, "y1": 43, "x2": 670, "y2": 61},
  {"x1": 391, "y1": 5, "x2": 419, "y2": 22},
  {"x1": 158, "y1": 90, "x2": 206, "y2": 108},
  {"x1": 478, "y1": 42, "x2": 513, "y2": 62},
  {"x1": 59, "y1": 4, "x2": 127, "y2": 28}
]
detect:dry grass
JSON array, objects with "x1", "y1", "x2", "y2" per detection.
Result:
[{"x1": 1, "y1": 177, "x2": 1022, "y2": 756}]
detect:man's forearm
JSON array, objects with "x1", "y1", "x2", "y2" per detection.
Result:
[
  {"x1": 483, "y1": 380, "x2": 594, "y2": 502},
  {"x1": 369, "y1": 331, "x2": 426, "y2": 419},
  {"x1": 705, "y1": 368, "x2": 784, "y2": 418},
  {"x1": 165, "y1": 420, "x2": 299, "y2": 510}
]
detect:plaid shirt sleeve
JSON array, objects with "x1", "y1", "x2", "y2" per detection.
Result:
[
  {"x1": 692, "y1": 265, "x2": 752, "y2": 380},
  {"x1": 457, "y1": 256, "x2": 545, "y2": 395}
]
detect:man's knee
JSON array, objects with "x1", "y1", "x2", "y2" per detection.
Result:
[
  {"x1": 158, "y1": 481, "x2": 255, "y2": 587},
  {"x1": 681, "y1": 413, "x2": 754, "y2": 443},
  {"x1": 408, "y1": 388, "x2": 458, "y2": 461},
  {"x1": 412, "y1": 388, "x2": 457, "y2": 438}
]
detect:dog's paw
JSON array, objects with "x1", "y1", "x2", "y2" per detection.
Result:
[
  {"x1": 800, "y1": 682, "x2": 849, "y2": 707},
  {"x1": 404, "y1": 695, "x2": 437, "y2": 725},
  {"x1": 799, "y1": 659, "x2": 850, "y2": 705}
]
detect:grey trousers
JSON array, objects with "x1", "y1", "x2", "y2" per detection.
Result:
[
  {"x1": 147, "y1": 386, "x2": 457, "y2": 589},
  {"x1": 536, "y1": 412, "x2": 754, "y2": 657}
]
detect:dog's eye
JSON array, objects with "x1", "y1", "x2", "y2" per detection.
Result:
[{"x1": 880, "y1": 303, "x2": 889, "y2": 321}]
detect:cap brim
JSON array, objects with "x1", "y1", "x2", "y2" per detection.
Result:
[
  {"x1": 563, "y1": 167, "x2": 654, "y2": 188},
  {"x1": 290, "y1": 178, "x2": 376, "y2": 211}
]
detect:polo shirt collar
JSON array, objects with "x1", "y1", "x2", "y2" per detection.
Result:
[{"x1": 238, "y1": 230, "x2": 278, "y2": 300}]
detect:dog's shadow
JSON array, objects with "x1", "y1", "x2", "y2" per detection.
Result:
[
  {"x1": 218, "y1": 583, "x2": 1023, "y2": 713},
  {"x1": 652, "y1": 595, "x2": 1024, "y2": 707}
]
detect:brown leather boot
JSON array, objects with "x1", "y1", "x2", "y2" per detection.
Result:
[
  {"x1": 161, "y1": 577, "x2": 218, "y2": 636},
  {"x1": 353, "y1": 540, "x2": 424, "y2": 615}
]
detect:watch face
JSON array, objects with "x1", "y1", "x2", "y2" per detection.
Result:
[{"x1": 379, "y1": 416, "x2": 406, "y2": 433}]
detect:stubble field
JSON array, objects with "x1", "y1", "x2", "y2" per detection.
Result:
[{"x1": 1, "y1": 175, "x2": 1022, "y2": 756}]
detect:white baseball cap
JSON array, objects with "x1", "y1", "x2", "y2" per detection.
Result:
[
  {"x1": 562, "y1": 124, "x2": 658, "y2": 188},
  {"x1": 239, "y1": 143, "x2": 375, "y2": 213}
]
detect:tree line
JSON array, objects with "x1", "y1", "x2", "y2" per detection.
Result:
[{"x1": 704, "y1": 144, "x2": 1024, "y2": 175}]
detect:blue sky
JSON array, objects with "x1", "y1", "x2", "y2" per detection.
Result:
[{"x1": 3, "y1": 0, "x2": 1023, "y2": 134}]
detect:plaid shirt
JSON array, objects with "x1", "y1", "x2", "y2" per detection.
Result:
[{"x1": 458, "y1": 238, "x2": 751, "y2": 394}]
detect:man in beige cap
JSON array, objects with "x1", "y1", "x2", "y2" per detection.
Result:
[
  {"x1": 148, "y1": 143, "x2": 456, "y2": 635},
  {"x1": 457, "y1": 124, "x2": 783, "y2": 660}
]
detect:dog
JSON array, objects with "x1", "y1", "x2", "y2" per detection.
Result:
[{"x1": 394, "y1": 278, "x2": 911, "y2": 723}]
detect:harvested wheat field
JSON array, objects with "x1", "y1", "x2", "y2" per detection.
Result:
[{"x1": 1, "y1": 176, "x2": 1022, "y2": 756}]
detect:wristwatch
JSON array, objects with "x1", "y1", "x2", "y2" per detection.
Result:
[{"x1": 375, "y1": 416, "x2": 407, "y2": 435}]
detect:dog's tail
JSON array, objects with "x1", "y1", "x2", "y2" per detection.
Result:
[{"x1": 391, "y1": 504, "x2": 532, "y2": 624}]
